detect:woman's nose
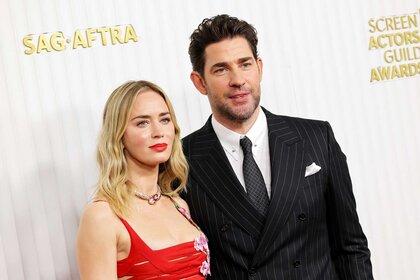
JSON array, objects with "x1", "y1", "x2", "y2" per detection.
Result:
[
  {"x1": 151, "y1": 124, "x2": 164, "y2": 138},
  {"x1": 152, "y1": 130, "x2": 164, "y2": 138}
]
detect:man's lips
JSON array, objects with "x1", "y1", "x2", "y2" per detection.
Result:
[
  {"x1": 149, "y1": 143, "x2": 168, "y2": 151},
  {"x1": 229, "y1": 91, "x2": 250, "y2": 98},
  {"x1": 228, "y1": 92, "x2": 250, "y2": 102}
]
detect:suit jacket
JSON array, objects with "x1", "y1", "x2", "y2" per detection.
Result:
[{"x1": 181, "y1": 108, "x2": 373, "y2": 280}]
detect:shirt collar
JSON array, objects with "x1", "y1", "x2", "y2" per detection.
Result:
[
  {"x1": 245, "y1": 107, "x2": 267, "y2": 148},
  {"x1": 211, "y1": 107, "x2": 267, "y2": 159}
]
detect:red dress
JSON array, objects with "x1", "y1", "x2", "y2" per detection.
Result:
[{"x1": 116, "y1": 198, "x2": 210, "y2": 279}]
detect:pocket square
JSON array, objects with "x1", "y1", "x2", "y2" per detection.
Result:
[{"x1": 305, "y1": 162, "x2": 321, "y2": 177}]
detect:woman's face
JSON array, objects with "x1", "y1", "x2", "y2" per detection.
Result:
[{"x1": 122, "y1": 90, "x2": 175, "y2": 169}]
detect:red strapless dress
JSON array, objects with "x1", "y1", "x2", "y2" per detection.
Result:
[{"x1": 116, "y1": 198, "x2": 210, "y2": 279}]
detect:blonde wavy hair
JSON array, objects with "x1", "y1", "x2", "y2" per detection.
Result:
[{"x1": 95, "y1": 80, "x2": 188, "y2": 217}]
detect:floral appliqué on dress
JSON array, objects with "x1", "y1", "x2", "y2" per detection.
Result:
[
  {"x1": 177, "y1": 205, "x2": 211, "y2": 277},
  {"x1": 194, "y1": 233, "x2": 211, "y2": 276}
]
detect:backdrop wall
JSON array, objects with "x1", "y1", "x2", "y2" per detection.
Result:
[{"x1": 1, "y1": 0, "x2": 419, "y2": 279}]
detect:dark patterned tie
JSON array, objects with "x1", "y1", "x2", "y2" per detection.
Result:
[{"x1": 240, "y1": 136, "x2": 270, "y2": 216}]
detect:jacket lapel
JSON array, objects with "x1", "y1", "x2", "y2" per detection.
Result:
[
  {"x1": 251, "y1": 109, "x2": 306, "y2": 267},
  {"x1": 188, "y1": 117, "x2": 265, "y2": 237}
]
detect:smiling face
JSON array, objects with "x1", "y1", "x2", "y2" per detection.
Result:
[
  {"x1": 122, "y1": 90, "x2": 175, "y2": 169},
  {"x1": 190, "y1": 36, "x2": 263, "y2": 131}
]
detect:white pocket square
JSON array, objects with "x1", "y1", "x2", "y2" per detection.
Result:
[{"x1": 305, "y1": 162, "x2": 321, "y2": 177}]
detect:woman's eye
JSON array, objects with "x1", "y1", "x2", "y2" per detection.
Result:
[
  {"x1": 161, "y1": 118, "x2": 171, "y2": 124},
  {"x1": 136, "y1": 120, "x2": 149, "y2": 127}
]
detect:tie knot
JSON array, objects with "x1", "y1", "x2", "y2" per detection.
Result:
[{"x1": 240, "y1": 136, "x2": 253, "y2": 155}]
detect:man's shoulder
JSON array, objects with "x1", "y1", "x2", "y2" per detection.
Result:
[
  {"x1": 182, "y1": 124, "x2": 207, "y2": 145},
  {"x1": 182, "y1": 127, "x2": 202, "y2": 142},
  {"x1": 283, "y1": 115, "x2": 327, "y2": 128},
  {"x1": 181, "y1": 120, "x2": 214, "y2": 156},
  {"x1": 264, "y1": 109, "x2": 328, "y2": 130}
]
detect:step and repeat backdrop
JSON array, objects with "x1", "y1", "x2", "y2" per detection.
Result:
[{"x1": 1, "y1": 0, "x2": 419, "y2": 279}]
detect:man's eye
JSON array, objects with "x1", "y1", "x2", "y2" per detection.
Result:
[
  {"x1": 214, "y1": 68, "x2": 226, "y2": 74},
  {"x1": 242, "y1": 62, "x2": 252, "y2": 68}
]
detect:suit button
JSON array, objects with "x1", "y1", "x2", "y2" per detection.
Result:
[
  {"x1": 220, "y1": 223, "x2": 230, "y2": 232},
  {"x1": 249, "y1": 267, "x2": 256, "y2": 276},
  {"x1": 298, "y1": 213, "x2": 307, "y2": 221},
  {"x1": 294, "y1": 260, "x2": 301, "y2": 268}
]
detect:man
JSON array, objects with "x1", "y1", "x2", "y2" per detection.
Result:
[{"x1": 181, "y1": 14, "x2": 373, "y2": 279}]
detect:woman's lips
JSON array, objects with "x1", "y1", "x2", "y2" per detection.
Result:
[{"x1": 149, "y1": 143, "x2": 168, "y2": 151}]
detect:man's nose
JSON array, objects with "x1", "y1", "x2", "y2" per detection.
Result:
[{"x1": 229, "y1": 68, "x2": 245, "y2": 87}]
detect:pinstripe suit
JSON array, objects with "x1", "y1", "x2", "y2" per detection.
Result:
[{"x1": 181, "y1": 108, "x2": 373, "y2": 279}]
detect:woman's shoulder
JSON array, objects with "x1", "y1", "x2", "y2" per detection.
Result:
[
  {"x1": 170, "y1": 195, "x2": 190, "y2": 211},
  {"x1": 80, "y1": 198, "x2": 119, "y2": 226}
]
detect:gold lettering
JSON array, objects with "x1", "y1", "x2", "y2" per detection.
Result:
[
  {"x1": 37, "y1": 34, "x2": 52, "y2": 53},
  {"x1": 384, "y1": 50, "x2": 394, "y2": 63},
  {"x1": 110, "y1": 26, "x2": 123, "y2": 45},
  {"x1": 23, "y1": 35, "x2": 35, "y2": 55},
  {"x1": 371, "y1": 15, "x2": 418, "y2": 33},
  {"x1": 407, "y1": 14, "x2": 418, "y2": 28},
  {"x1": 400, "y1": 16, "x2": 409, "y2": 29},
  {"x1": 368, "y1": 36, "x2": 379, "y2": 50},
  {"x1": 393, "y1": 33, "x2": 404, "y2": 46},
  {"x1": 391, "y1": 65, "x2": 401, "y2": 79},
  {"x1": 408, "y1": 63, "x2": 418, "y2": 76},
  {"x1": 394, "y1": 16, "x2": 404, "y2": 30},
  {"x1": 368, "y1": 19, "x2": 376, "y2": 33},
  {"x1": 85, "y1": 28, "x2": 97, "y2": 47},
  {"x1": 404, "y1": 31, "x2": 414, "y2": 44},
  {"x1": 412, "y1": 30, "x2": 420, "y2": 43},
  {"x1": 370, "y1": 68, "x2": 381, "y2": 82},
  {"x1": 50, "y1": 32, "x2": 66, "y2": 51},
  {"x1": 399, "y1": 64, "x2": 408, "y2": 77},
  {"x1": 22, "y1": 24, "x2": 139, "y2": 54},
  {"x1": 386, "y1": 46, "x2": 420, "y2": 63},
  {"x1": 379, "y1": 66, "x2": 391, "y2": 80},
  {"x1": 96, "y1": 27, "x2": 109, "y2": 45},
  {"x1": 124, "y1": 24, "x2": 138, "y2": 43},
  {"x1": 414, "y1": 46, "x2": 420, "y2": 60},
  {"x1": 385, "y1": 18, "x2": 394, "y2": 31},
  {"x1": 377, "y1": 35, "x2": 388, "y2": 48},
  {"x1": 73, "y1": 30, "x2": 88, "y2": 49},
  {"x1": 376, "y1": 18, "x2": 386, "y2": 32}
]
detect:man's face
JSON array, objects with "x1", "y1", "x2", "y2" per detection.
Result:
[{"x1": 191, "y1": 37, "x2": 263, "y2": 126}]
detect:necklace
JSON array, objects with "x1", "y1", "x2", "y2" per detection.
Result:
[{"x1": 134, "y1": 185, "x2": 162, "y2": 205}]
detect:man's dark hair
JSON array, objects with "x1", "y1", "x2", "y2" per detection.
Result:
[{"x1": 188, "y1": 14, "x2": 259, "y2": 77}]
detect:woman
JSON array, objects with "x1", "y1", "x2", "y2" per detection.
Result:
[{"x1": 77, "y1": 80, "x2": 210, "y2": 279}]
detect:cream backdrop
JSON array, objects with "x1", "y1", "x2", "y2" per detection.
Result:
[{"x1": 1, "y1": 0, "x2": 419, "y2": 279}]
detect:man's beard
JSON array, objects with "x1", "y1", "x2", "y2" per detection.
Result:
[{"x1": 216, "y1": 93, "x2": 260, "y2": 123}]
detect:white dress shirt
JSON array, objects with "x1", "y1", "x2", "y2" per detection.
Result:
[{"x1": 212, "y1": 108, "x2": 272, "y2": 198}]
